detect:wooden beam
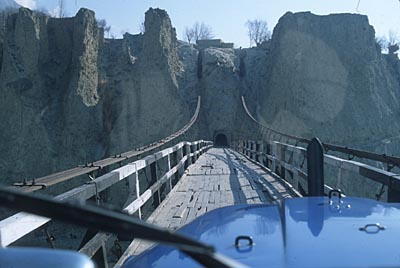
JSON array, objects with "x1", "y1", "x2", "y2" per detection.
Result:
[
  {"x1": 0, "y1": 141, "x2": 211, "y2": 247},
  {"x1": 79, "y1": 232, "x2": 113, "y2": 258}
]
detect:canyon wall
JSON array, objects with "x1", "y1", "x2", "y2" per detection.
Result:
[
  {"x1": 0, "y1": 7, "x2": 190, "y2": 186},
  {"x1": 0, "y1": 8, "x2": 104, "y2": 185},
  {"x1": 0, "y1": 7, "x2": 399, "y2": 187},
  {"x1": 255, "y1": 12, "x2": 400, "y2": 154}
]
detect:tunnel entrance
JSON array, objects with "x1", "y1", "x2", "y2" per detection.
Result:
[{"x1": 215, "y1": 134, "x2": 228, "y2": 147}]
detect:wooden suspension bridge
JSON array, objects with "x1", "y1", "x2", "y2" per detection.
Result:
[{"x1": 1, "y1": 96, "x2": 400, "y2": 268}]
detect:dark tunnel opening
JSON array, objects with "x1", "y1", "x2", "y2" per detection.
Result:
[{"x1": 215, "y1": 134, "x2": 228, "y2": 147}]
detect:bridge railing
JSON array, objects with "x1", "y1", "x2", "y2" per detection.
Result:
[
  {"x1": 9, "y1": 96, "x2": 202, "y2": 194},
  {"x1": 241, "y1": 96, "x2": 400, "y2": 169},
  {"x1": 238, "y1": 96, "x2": 400, "y2": 202},
  {"x1": 234, "y1": 139, "x2": 400, "y2": 202},
  {"x1": 0, "y1": 140, "x2": 212, "y2": 267},
  {"x1": 0, "y1": 95, "x2": 207, "y2": 267}
]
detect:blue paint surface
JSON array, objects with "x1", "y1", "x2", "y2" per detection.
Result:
[{"x1": 124, "y1": 197, "x2": 400, "y2": 268}]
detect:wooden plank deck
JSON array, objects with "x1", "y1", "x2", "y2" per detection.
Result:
[{"x1": 115, "y1": 148, "x2": 298, "y2": 265}]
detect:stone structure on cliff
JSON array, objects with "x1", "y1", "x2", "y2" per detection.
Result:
[{"x1": 0, "y1": 7, "x2": 399, "y2": 188}]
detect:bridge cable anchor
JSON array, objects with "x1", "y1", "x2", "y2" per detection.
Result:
[
  {"x1": 375, "y1": 184, "x2": 386, "y2": 201},
  {"x1": 44, "y1": 227, "x2": 56, "y2": 248},
  {"x1": 85, "y1": 172, "x2": 101, "y2": 205},
  {"x1": 13, "y1": 178, "x2": 47, "y2": 189}
]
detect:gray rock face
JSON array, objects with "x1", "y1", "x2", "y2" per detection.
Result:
[
  {"x1": 176, "y1": 41, "x2": 198, "y2": 103},
  {"x1": 256, "y1": 12, "x2": 400, "y2": 153},
  {"x1": 0, "y1": 8, "x2": 104, "y2": 186},
  {"x1": 1, "y1": 8, "x2": 400, "y2": 188},
  {"x1": 105, "y1": 8, "x2": 190, "y2": 155},
  {"x1": 0, "y1": 7, "x2": 194, "y2": 186},
  {"x1": 69, "y1": 8, "x2": 99, "y2": 106},
  {"x1": 199, "y1": 47, "x2": 242, "y2": 142}
]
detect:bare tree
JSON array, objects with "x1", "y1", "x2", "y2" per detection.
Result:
[
  {"x1": 246, "y1": 19, "x2": 271, "y2": 47},
  {"x1": 183, "y1": 22, "x2": 214, "y2": 43},
  {"x1": 377, "y1": 31, "x2": 399, "y2": 55},
  {"x1": 388, "y1": 30, "x2": 399, "y2": 55},
  {"x1": 184, "y1": 26, "x2": 195, "y2": 43},
  {"x1": 139, "y1": 21, "x2": 145, "y2": 34},
  {"x1": 376, "y1": 36, "x2": 388, "y2": 54},
  {"x1": 97, "y1": 19, "x2": 111, "y2": 38}
]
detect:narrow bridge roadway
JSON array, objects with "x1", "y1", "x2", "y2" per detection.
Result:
[{"x1": 117, "y1": 147, "x2": 298, "y2": 264}]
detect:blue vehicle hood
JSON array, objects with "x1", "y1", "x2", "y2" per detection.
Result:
[{"x1": 123, "y1": 197, "x2": 400, "y2": 268}]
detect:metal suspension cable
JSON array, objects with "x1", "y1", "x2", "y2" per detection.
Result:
[
  {"x1": 241, "y1": 96, "x2": 400, "y2": 168},
  {"x1": 11, "y1": 96, "x2": 202, "y2": 193}
]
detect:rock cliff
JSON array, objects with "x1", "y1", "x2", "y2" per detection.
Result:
[
  {"x1": 102, "y1": 8, "x2": 190, "y2": 156},
  {"x1": 0, "y1": 8, "x2": 104, "y2": 186},
  {"x1": 0, "y1": 7, "x2": 190, "y2": 186},
  {"x1": 255, "y1": 12, "x2": 400, "y2": 154},
  {"x1": 0, "y1": 7, "x2": 400, "y2": 187}
]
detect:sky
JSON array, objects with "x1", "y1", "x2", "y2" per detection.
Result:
[{"x1": 14, "y1": 0, "x2": 400, "y2": 48}]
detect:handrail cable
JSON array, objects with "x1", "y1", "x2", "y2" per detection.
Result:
[
  {"x1": 11, "y1": 97, "x2": 202, "y2": 192},
  {"x1": 241, "y1": 96, "x2": 400, "y2": 168}
]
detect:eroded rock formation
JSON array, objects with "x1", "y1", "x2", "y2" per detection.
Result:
[
  {"x1": 0, "y1": 7, "x2": 399, "y2": 187},
  {"x1": 255, "y1": 12, "x2": 400, "y2": 153},
  {"x1": 0, "y1": 8, "x2": 104, "y2": 186}
]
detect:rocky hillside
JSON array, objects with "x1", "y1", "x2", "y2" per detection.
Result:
[
  {"x1": 0, "y1": 7, "x2": 189, "y2": 186},
  {"x1": 256, "y1": 12, "x2": 400, "y2": 154},
  {"x1": 0, "y1": 7, "x2": 399, "y2": 186}
]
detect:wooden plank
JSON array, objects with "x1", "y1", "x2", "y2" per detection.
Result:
[
  {"x1": 187, "y1": 191, "x2": 200, "y2": 208},
  {"x1": 79, "y1": 233, "x2": 113, "y2": 258},
  {"x1": 0, "y1": 213, "x2": 50, "y2": 247},
  {"x1": 115, "y1": 147, "x2": 287, "y2": 259},
  {"x1": 173, "y1": 205, "x2": 187, "y2": 219},
  {"x1": 9, "y1": 166, "x2": 99, "y2": 193},
  {"x1": 168, "y1": 218, "x2": 182, "y2": 230},
  {"x1": 9, "y1": 138, "x2": 209, "y2": 195},
  {"x1": 196, "y1": 206, "x2": 207, "y2": 217},
  {"x1": 1, "y1": 142, "x2": 212, "y2": 247},
  {"x1": 209, "y1": 191, "x2": 217, "y2": 204},
  {"x1": 123, "y1": 190, "x2": 152, "y2": 215}
]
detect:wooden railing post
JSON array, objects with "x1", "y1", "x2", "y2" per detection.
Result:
[
  {"x1": 266, "y1": 141, "x2": 271, "y2": 168},
  {"x1": 199, "y1": 141, "x2": 204, "y2": 155},
  {"x1": 256, "y1": 141, "x2": 262, "y2": 163},
  {"x1": 185, "y1": 143, "x2": 192, "y2": 167},
  {"x1": 134, "y1": 164, "x2": 142, "y2": 219},
  {"x1": 196, "y1": 143, "x2": 200, "y2": 160},
  {"x1": 307, "y1": 138, "x2": 324, "y2": 196},
  {"x1": 262, "y1": 141, "x2": 267, "y2": 166},
  {"x1": 280, "y1": 143, "x2": 286, "y2": 180},
  {"x1": 150, "y1": 162, "x2": 160, "y2": 207},
  {"x1": 388, "y1": 177, "x2": 400, "y2": 202},
  {"x1": 250, "y1": 141, "x2": 253, "y2": 159},
  {"x1": 167, "y1": 154, "x2": 172, "y2": 192},
  {"x1": 271, "y1": 142, "x2": 278, "y2": 174},
  {"x1": 191, "y1": 144, "x2": 197, "y2": 163},
  {"x1": 177, "y1": 145, "x2": 184, "y2": 177}
]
